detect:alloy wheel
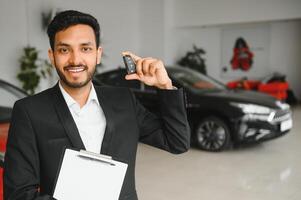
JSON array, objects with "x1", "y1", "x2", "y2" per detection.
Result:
[{"x1": 195, "y1": 117, "x2": 230, "y2": 151}]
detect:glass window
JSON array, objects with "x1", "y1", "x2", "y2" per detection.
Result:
[
  {"x1": 0, "y1": 82, "x2": 26, "y2": 108},
  {"x1": 168, "y1": 68, "x2": 226, "y2": 90},
  {"x1": 96, "y1": 70, "x2": 140, "y2": 89}
]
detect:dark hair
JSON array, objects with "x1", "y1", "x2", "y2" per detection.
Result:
[
  {"x1": 234, "y1": 37, "x2": 248, "y2": 49},
  {"x1": 47, "y1": 10, "x2": 101, "y2": 50}
]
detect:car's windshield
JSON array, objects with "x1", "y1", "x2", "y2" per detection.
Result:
[
  {"x1": 0, "y1": 81, "x2": 27, "y2": 108},
  {"x1": 168, "y1": 67, "x2": 226, "y2": 90}
]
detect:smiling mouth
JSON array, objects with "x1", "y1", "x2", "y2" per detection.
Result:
[{"x1": 64, "y1": 66, "x2": 87, "y2": 73}]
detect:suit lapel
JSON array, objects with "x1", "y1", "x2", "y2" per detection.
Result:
[
  {"x1": 95, "y1": 86, "x2": 116, "y2": 155},
  {"x1": 51, "y1": 83, "x2": 86, "y2": 150}
]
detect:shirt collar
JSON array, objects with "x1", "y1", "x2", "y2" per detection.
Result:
[
  {"x1": 87, "y1": 84, "x2": 100, "y2": 106},
  {"x1": 58, "y1": 81, "x2": 100, "y2": 108}
]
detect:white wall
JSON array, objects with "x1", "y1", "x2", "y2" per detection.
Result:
[
  {"x1": 0, "y1": 0, "x2": 28, "y2": 86},
  {"x1": 164, "y1": 26, "x2": 219, "y2": 74},
  {"x1": 163, "y1": 0, "x2": 301, "y2": 100},
  {"x1": 138, "y1": 0, "x2": 164, "y2": 58},
  {"x1": 0, "y1": 0, "x2": 300, "y2": 99},
  {"x1": 270, "y1": 20, "x2": 301, "y2": 99},
  {"x1": 0, "y1": 0, "x2": 140, "y2": 92},
  {"x1": 168, "y1": 20, "x2": 301, "y2": 99},
  {"x1": 173, "y1": 0, "x2": 301, "y2": 27}
]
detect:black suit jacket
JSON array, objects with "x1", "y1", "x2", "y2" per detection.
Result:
[{"x1": 4, "y1": 83, "x2": 190, "y2": 200}]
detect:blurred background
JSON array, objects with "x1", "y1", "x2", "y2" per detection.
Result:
[
  {"x1": 1, "y1": 0, "x2": 301, "y2": 200},
  {"x1": 0, "y1": 0, "x2": 300, "y2": 99}
]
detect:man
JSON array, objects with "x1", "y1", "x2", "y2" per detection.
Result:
[{"x1": 4, "y1": 10, "x2": 190, "y2": 200}]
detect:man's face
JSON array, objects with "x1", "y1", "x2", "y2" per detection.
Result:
[{"x1": 48, "y1": 24, "x2": 102, "y2": 88}]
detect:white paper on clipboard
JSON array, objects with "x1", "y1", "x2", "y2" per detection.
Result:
[{"x1": 53, "y1": 148, "x2": 128, "y2": 200}]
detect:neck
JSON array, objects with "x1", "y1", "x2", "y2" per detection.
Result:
[{"x1": 60, "y1": 80, "x2": 92, "y2": 108}]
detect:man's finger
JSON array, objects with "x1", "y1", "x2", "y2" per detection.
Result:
[
  {"x1": 125, "y1": 73, "x2": 141, "y2": 81},
  {"x1": 142, "y1": 58, "x2": 153, "y2": 75},
  {"x1": 122, "y1": 51, "x2": 141, "y2": 62},
  {"x1": 149, "y1": 63, "x2": 157, "y2": 75},
  {"x1": 135, "y1": 58, "x2": 142, "y2": 76}
]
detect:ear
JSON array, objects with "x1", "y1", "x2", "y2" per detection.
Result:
[
  {"x1": 97, "y1": 47, "x2": 103, "y2": 65},
  {"x1": 48, "y1": 48, "x2": 55, "y2": 67}
]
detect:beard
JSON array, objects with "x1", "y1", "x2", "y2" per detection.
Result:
[{"x1": 54, "y1": 60, "x2": 97, "y2": 88}]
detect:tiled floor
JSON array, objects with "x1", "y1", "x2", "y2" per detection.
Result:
[{"x1": 136, "y1": 106, "x2": 301, "y2": 200}]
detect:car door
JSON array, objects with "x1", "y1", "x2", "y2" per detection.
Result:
[
  {"x1": 133, "y1": 84, "x2": 159, "y2": 113},
  {"x1": 95, "y1": 70, "x2": 160, "y2": 113}
]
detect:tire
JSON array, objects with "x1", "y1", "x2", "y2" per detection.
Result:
[{"x1": 194, "y1": 116, "x2": 231, "y2": 151}]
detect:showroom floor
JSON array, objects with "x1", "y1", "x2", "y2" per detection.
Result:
[{"x1": 135, "y1": 105, "x2": 301, "y2": 200}]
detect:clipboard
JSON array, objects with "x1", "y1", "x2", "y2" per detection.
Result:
[{"x1": 53, "y1": 148, "x2": 128, "y2": 200}]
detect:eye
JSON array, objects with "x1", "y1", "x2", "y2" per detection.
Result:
[
  {"x1": 58, "y1": 47, "x2": 69, "y2": 54},
  {"x1": 82, "y1": 47, "x2": 93, "y2": 52}
]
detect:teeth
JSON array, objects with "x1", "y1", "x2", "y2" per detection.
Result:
[{"x1": 68, "y1": 68, "x2": 85, "y2": 73}]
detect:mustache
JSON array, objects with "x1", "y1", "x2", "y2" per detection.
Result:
[{"x1": 63, "y1": 64, "x2": 88, "y2": 70}]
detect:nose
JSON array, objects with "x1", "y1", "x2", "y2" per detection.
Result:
[{"x1": 69, "y1": 50, "x2": 83, "y2": 65}]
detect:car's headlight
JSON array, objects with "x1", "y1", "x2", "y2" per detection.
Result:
[
  {"x1": 230, "y1": 103, "x2": 273, "y2": 114},
  {"x1": 230, "y1": 102, "x2": 276, "y2": 122},
  {"x1": 276, "y1": 100, "x2": 290, "y2": 110}
]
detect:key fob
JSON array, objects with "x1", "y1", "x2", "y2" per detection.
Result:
[{"x1": 123, "y1": 55, "x2": 136, "y2": 74}]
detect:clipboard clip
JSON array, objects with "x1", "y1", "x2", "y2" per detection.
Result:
[{"x1": 78, "y1": 150, "x2": 115, "y2": 166}]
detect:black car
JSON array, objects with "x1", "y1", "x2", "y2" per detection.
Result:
[
  {"x1": 94, "y1": 67, "x2": 292, "y2": 151},
  {"x1": 0, "y1": 79, "x2": 27, "y2": 122},
  {"x1": 0, "y1": 79, "x2": 27, "y2": 162}
]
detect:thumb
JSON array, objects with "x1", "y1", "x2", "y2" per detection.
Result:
[{"x1": 125, "y1": 74, "x2": 141, "y2": 81}]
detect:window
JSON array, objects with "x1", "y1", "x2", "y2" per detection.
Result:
[
  {"x1": 96, "y1": 70, "x2": 140, "y2": 89},
  {"x1": 0, "y1": 82, "x2": 26, "y2": 108}
]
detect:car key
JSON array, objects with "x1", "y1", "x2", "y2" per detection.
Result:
[{"x1": 123, "y1": 55, "x2": 136, "y2": 74}]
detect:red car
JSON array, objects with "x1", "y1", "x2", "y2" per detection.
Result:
[
  {"x1": 0, "y1": 79, "x2": 27, "y2": 198},
  {"x1": 227, "y1": 73, "x2": 290, "y2": 101}
]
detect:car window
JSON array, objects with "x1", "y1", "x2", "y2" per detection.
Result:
[
  {"x1": 125, "y1": 80, "x2": 140, "y2": 90},
  {"x1": 168, "y1": 68, "x2": 226, "y2": 90},
  {"x1": 0, "y1": 82, "x2": 26, "y2": 108},
  {"x1": 96, "y1": 70, "x2": 140, "y2": 89}
]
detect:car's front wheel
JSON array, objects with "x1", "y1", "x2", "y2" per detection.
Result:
[{"x1": 194, "y1": 116, "x2": 231, "y2": 151}]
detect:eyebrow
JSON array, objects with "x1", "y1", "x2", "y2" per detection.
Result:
[
  {"x1": 81, "y1": 42, "x2": 94, "y2": 46},
  {"x1": 56, "y1": 42, "x2": 70, "y2": 47},
  {"x1": 56, "y1": 42, "x2": 94, "y2": 47}
]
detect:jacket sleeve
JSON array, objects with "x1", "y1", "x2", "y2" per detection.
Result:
[
  {"x1": 3, "y1": 101, "x2": 56, "y2": 200},
  {"x1": 133, "y1": 88, "x2": 190, "y2": 154}
]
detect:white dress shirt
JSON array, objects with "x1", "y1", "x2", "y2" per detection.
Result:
[{"x1": 59, "y1": 82, "x2": 106, "y2": 153}]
